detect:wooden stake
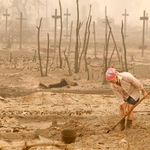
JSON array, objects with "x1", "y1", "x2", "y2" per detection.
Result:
[
  {"x1": 139, "y1": 10, "x2": 148, "y2": 57},
  {"x1": 45, "y1": 33, "x2": 50, "y2": 76},
  {"x1": 68, "y1": 21, "x2": 73, "y2": 56},
  {"x1": 16, "y1": 12, "x2": 26, "y2": 50},
  {"x1": 52, "y1": 9, "x2": 61, "y2": 53},
  {"x1": 36, "y1": 18, "x2": 43, "y2": 76},
  {"x1": 64, "y1": 8, "x2": 71, "y2": 39},
  {"x1": 3, "y1": 9, "x2": 10, "y2": 41},
  {"x1": 93, "y1": 21, "x2": 97, "y2": 58},
  {"x1": 106, "y1": 18, "x2": 120, "y2": 62},
  {"x1": 122, "y1": 9, "x2": 129, "y2": 38},
  {"x1": 59, "y1": 0, "x2": 63, "y2": 68},
  {"x1": 121, "y1": 20, "x2": 128, "y2": 71}
]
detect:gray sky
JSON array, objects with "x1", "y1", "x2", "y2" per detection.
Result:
[
  {"x1": 2, "y1": 0, "x2": 150, "y2": 27},
  {"x1": 49, "y1": 0, "x2": 149, "y2": 26}
]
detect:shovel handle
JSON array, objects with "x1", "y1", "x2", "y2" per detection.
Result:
[{"x1": 107, "y1": 91, "x2": 150, "y2": 133}]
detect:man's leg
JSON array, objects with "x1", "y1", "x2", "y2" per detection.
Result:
[
  {"x1": 119, "y1": 102, "x2": 127, "y2": 131},
  {"x1": 126, "y1": 104, "x2": 134, "y2": 128},
  {"x1": 126, "y1": 96, "x2": 140, "y2": 129}
]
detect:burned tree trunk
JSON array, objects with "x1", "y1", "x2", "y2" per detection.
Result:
[
  {"x1": 108, "y1": 46, "x2": 115, "y2": 67},
  {"x1": 68, "y1": 21, "x2": 73, "y2": 56},
  {"x1": 64, "y1": 49, "x2": 72, "y2": 76},
  {"x1": 84, "y1": 15, "x2": 92, "y2": 72},
  {"x1": 78, "y1": 21, "x2": 88, "y2": 71},
  {"x1": 87, "y1": 67, "x2": 90, "y2": 80},
  {"x1": 36, "y1": 17, "x2": 43, "y2": 76},
  {"x1": 106, "y1": 18, "x2": 120, "y2": 62},
  {"x1": 93, "y1": 21, "x2": 97, "y2": 58},
  {"x1": 74, "y1": 0, "x2": 80, "y2": 73},
  {"x1": 45, "y1": 33, "x2": 50, "y2": 76},
  {"x1": 121, "y1": 20, "x2": 128, "y2": 72},
  {"x1": 79, "y1": 5, "x2": 91, "y2": 71},
  {"x1": 102, "y1": 16, "x2": 110, "y2": 85},
  {"x1": 59, "y1": 0, "x2": 63, "y2": 68},
  {"x1": 104, "y1": 27, "x2": 111, "y2": 75}
]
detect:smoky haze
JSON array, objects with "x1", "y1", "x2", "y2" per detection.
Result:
[
  {"x1": 1, "y1": 0, "x2": 149, "y2": 27},
  {"x1": 1, "y1": 0, "x2": 150, "y2": 54},
  {"x1": 40, "y1": 0, "x2": 149, "y2": 27}
]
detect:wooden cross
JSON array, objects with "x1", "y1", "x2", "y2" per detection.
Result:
[
  {"x1": 146, "y1": 13, "x2": 148, "y2": 35},
  {"x1": 139, "y1": 10, "x2": 148, "y2": 57},
  {"x1": 3, "y1": 9, "x2": 10, "y2": 41},
  {"x1": 122, "y1": 9, "x2": 129, "y2": 38},
  {"x1": 16, "y1": 12, "x2": 26, "y2": 50},
  {"x1": 64, "y1": 8, "x2": 71, "y2": 39},
  {"x1": 52, "y1": 9, "x2": 60, "y2": 53}
]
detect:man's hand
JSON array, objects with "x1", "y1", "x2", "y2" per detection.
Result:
[
  {"x1": 141, "y1": 89, "x2": 148, "y2": 98},
  {"x1": 124, "y1": 110, "x2": 127, "y2": 116}
]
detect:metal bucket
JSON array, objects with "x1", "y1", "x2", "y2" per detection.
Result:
[{"x1": 61, "y1": 129, "x2": 77, "y2": 144}]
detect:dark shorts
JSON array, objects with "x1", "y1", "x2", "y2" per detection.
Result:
[{"x1": 124, "y1": 96, "x2": 140, "y2": 105}]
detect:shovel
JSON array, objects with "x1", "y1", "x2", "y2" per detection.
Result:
[{"x1": 107, "y1": 91, "x2": 150, "y2": 133}]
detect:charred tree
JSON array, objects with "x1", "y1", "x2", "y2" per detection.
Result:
[
  {"x1": 121, "y1": 20, "x2": 128, "y2": 72},
  {"x1": 106, "y1": 18, "x2": 120, "y2": 62},
  {"x1": 58, "y1": 0, "x2": 63, "y2": 68},
  {"x1": 74, "y1": 0, "x2": 80, "y2": 73},
  {"x1": 79, "y1": 5, "x2": 92, "y2": 71},
  {"x1": 108, "y1": 46, "x2": 115, "y2": 67},
  {"x1": 68, "y1": 21, "x2": 73, "y2": 56},
  {"x1": 102, "y1": 16, "x2": 110, "y2": 85},
  {"x1": 104, "y1": 26, "x2": 111, "y2": 75},
  {"x1": 64, "y1": 49, "x2": 72, "y2": 76},
  {"x1": 84, "y1": 15, "x2": 92, "y2": 72},
  {"x1": 93, "y1": 21, "x2": 97, "y2": 58},
  {"x1": 78, "y1": 24, "x2": 87, "y2": 71},
  {"x1": 45, "y1": 33, "x2": 50, "y2": 76},
  {"x1": 36, "y1": 17, "x2": 43, "y2": 76}
]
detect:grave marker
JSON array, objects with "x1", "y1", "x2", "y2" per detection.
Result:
[
  {"x1": 52, "y1": 9, "x2": 61, "y2": 53},
  {"x1": 16, "y1": 12, "x2": 26, "y2": 50},
  {"x1": 139, "y1": 10, "x2": 148, "y2": 57},
  {"x1": 146, "y1": 13, "x2": 148, "y2": 35},
  {"x1": 3, "y1": 9, "x2": 10, "y2": 41},
  {"x1": 64, "y1": 8, "x2": 71, "y2": 39},
  {"x1": 122, "y1": 9, "x2": 129, "y2": 38}
]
